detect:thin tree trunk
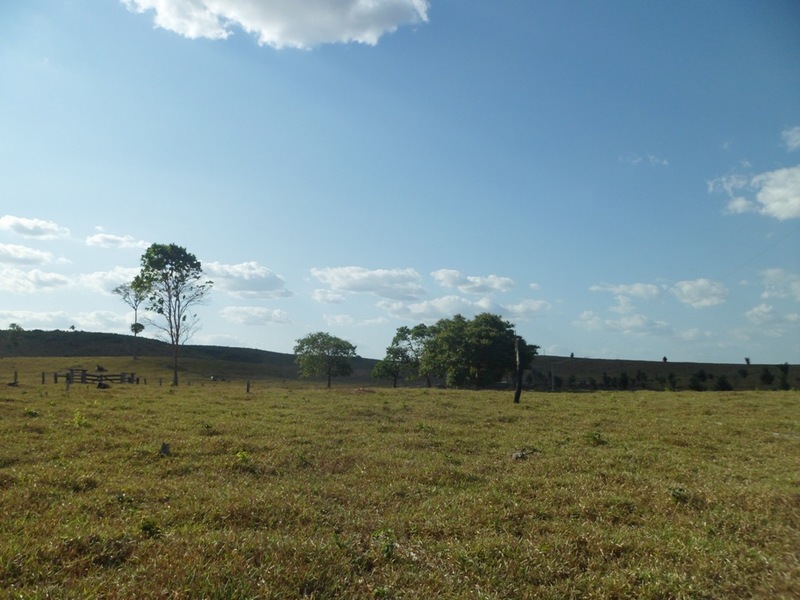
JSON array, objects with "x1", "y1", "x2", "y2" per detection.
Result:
[{"x1": 514, "y1": 336, "x2": 523, "y2": 403}]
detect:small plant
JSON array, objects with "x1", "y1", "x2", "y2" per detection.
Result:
[
  {"x1": 24, "y1": 408, "x2": 40, "y2": 418},
  {"x1": 588, "y1": 431, "x2": 608, "y2": 446},
  {"x1": 73, "y1": 410, "x2": 88, "y2": 427},
  {"x1": 235, "y1": 450, "x2": 250, "y2": 465},
  {"x1": 373, "y1": 528, "x2": 397, "y2": 561},
  {"x1": 140, "y1": 518, "x2": 162, "y2": 539}
]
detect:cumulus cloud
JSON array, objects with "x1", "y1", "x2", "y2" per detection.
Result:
[
  {"x1": 206, "y1": 261, "x2": 292, "y2": 299},
  {"x1": 0, "y1": 215, "x2": 70, "y2": 239},
  {"x1": 431, "y1": 269, "x2": 515, "y2": 294},
  {"x1": 220, "y1": 306, "x2": 291, "y2": 325},
  {"x1": 122, "y1": 0, "x2": 429, "y2": 49},
  {"x1": 378, "y1": 294, "x2": 487, "y2": 321},
  {"x1": 709, "y1": 128, "x2": 800, "y2": 220},
  {"x1": 85, "y1": 233, "x2": 149, "y2": 249},
  {"x1": 311, "y1": 266, "x2": 424, "y2": 300},
  {"x1": 782, "y1": 125, "x2": 800, "y2": 152},
  {"x1": 671, "y1": 278, "x2": 728, "y2": 308},
  {"x1": 750, "y1": 165, "x2": 800, "y2": 220},
  {"x1": 0, "y1": 243, "x2": 54, "y2": 265}
]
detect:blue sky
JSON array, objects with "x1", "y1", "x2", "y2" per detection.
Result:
[{"x1": 1, "y1": 0, "x2": 799, "y2": 364}]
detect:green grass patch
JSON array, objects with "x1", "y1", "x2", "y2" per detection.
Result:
[{"x1": 0, "y1": 385, "x2": 797, "y2": 598}]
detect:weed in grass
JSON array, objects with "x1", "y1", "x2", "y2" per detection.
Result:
[
  {"x1": 72, "y1": 409, "x2": 88, "y2": 427},
  {"x1": 140, "y1": 519, "x2": 162, "y2": 539},
  {"x1": 23, "y1": 408, "x2": 40, "y2": 417}
]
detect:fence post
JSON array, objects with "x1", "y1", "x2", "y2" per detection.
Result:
[{"x1": 246, "y1": 380, "x2": 251, "y2": 394}]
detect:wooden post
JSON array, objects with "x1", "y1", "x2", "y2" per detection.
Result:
[
  {"x1": 246, "y1": 380, "x2": 251, "y2": 394},
  {"x1": 514, "y1": 336, "x2": 523, "y2": 404}
]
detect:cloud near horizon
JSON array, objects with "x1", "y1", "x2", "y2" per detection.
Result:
[{"x1": 121, "y1": 0, "x2": 429, "y2": 49}]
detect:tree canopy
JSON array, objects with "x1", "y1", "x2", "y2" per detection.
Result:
[
  {"x1": 134, "y1": 243, "x2": 212, "y2": 385},
  {"x1": 294, "y1": 332, "x2": 357, "y2": 388},
  {"x1": 390, "y1": 313, "x2": 537, "y2": 389}
]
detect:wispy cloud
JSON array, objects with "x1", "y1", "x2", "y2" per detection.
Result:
[
  {"x1": 760, "y1": 268, "x2": 800, "y2": 302},
  {"x1": 431, "y1": 269, "x2": 515, "y2": 294},
  {"x1": 311, "y1": 266, "x2": 424, "y2": 301},
  {"x1": 782, "y1": 125, "x2": 800, "y2": 152},
  {"x1": 206, "y1": 261, "x2": 292, "y2": 299},
  {"x1": 121, "y1": 0, "x2": 429, "y2": 49},
  {"x1": 0, "y1": 215, "x2": 70, "y2": 239},
  {"x1": 574, "y1": 310, "x2": 671, "y2": 336},
  {"x1": 85, "y1": 232, "x2": 149, "y2": 249},
  {"x1": 220, "y1": 306, "x2": 291, "y2": 325}
]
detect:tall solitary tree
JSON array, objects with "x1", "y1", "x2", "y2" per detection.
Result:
[
  {"x1": 294, "y1": 332, "x2": 357, "y2": 388},
  {"x1": 134, "y1": 243, "x2": 212, "y2": 386}
]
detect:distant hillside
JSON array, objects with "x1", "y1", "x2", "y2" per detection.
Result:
[{"x1": 0, "y1": 329, "x2": 796, "y2": 391}]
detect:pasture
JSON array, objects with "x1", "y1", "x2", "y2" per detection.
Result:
[{"x1": 0, "y1": 370, "x2": 797, "y2": 598}]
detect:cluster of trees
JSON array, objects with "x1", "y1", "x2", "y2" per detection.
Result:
[
  {"x1": 292, "y1": 313, "x2": 538, "y2": 398},
  {"x1": 371, "y1": 313, "x2": 539, "y2": 392}
]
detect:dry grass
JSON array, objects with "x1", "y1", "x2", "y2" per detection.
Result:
[{"x1": 0, "y1": 379, "x2": 797, "y2": 598}]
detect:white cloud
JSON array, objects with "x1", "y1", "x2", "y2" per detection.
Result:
[
  {"x1": 378, "y1": 295, "x2": 479, "y2": 321},
  {"x1": 0, "y1": 309, "x2": 70, "y2": 327},
  {"x1": 85, "y1": 233, "x2": 149, "y2": 249},
  {"x1": 751, "y1": 165, "x2": 800, "y2": 221},
  {"x1": 79, "y1": 266, "x2": 141, "y2": 295},
  {"x1": 431, "y1": 269, "x2": 515, "y2": 294},
  {"x1": 782, "y1": 126, "x2": 800, "y2": 152},
  {"x1": 671, "y1": 278, "x2": 728, "y2": 308},
  {"x1": 574, "y1": 310, "x2": 670, "y2": 336},
  {"x1": 745, "y1": 303, "x2": 774, "y2": 325},
  {"x1": 312, "y1": 288, "x2": 346, "y2": 303},
  {"x1": 590, "y1": 282, "x2": 662, "y2": 314},
  {"x1": 220, "y1": 306, "x2": 291, "y2": 325},
  {"x1": 311, "y1": 266, "x2": 424, "y2": 300},
  {"x1": 0, "y1": 215, "x2": 70, "y2": 239},
  {"x1": 0, "y1": 266, "x2": 71, "y2": 293},
  {"x1": 206, "y1": 261, "x2": 292, "y2": 299},
  {"x1": 760, "y1": 268, "x2": 800, "y2": 301},
  {"x1": 122, "y1": 0, "x2": 429, "y2": 49},
  {"x1": 590, "y1": 282, "x2": 661, "y2": 299},
  {"x1": 502, "y1": 298, "x2": 550, "y2": 320},
  {"x1": 619, "y1": 153, "x2": 669, "y2": 167},
  {"x1": 0, "y1": 243, "x2": 54, "y2": 265}
]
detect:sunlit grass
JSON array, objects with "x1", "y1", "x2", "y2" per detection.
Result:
[{"x1": 0, "y1": 382, "x2": 797, "y2": 598}]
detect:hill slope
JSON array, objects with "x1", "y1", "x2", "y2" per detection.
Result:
[{"x1": 0, "y1": 329, "x2": 796, "y2": 391}]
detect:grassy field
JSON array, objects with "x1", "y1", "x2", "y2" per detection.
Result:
[{"x1": 0, "y1": 374, "x2": 797, "y2": 598}]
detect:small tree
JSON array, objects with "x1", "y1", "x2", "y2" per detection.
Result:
[
  {"x1": 294, "y1": 332, "x2": 357, "y2": 388},
  {"x1": 134, "y1": 243, "x2": 212, "y2": 386},
  {"x1": 372, "y1": 344, "x2": 412, "y2": 388},
  {"x1": 113, "y1": 277, "x2": 147, "y2": 357}
]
